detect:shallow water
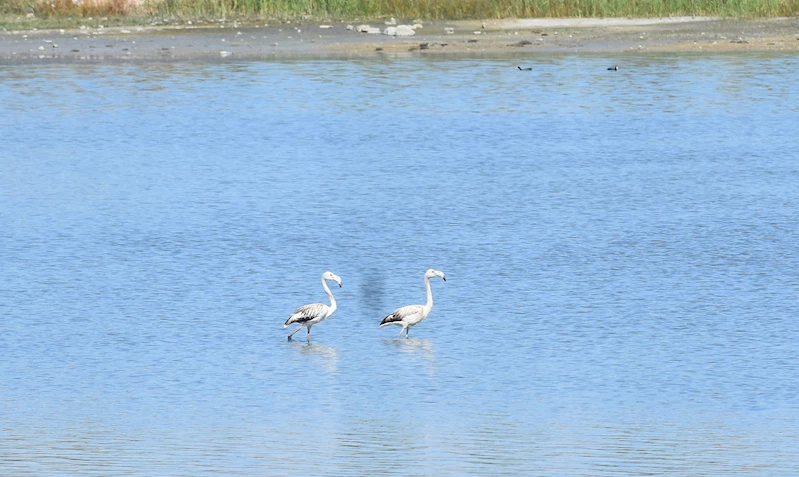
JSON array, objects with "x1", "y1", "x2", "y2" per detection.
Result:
[{"x1": 2, "y1": 54, "x2": 798, "y2": 475}]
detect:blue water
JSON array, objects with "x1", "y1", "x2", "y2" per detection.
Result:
[{"x1": 1, "y1": 54, "x2": 798, "y2": 476}]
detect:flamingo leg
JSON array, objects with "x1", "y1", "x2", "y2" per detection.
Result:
[
  {"x1": 406, "y1": 328, "x2": 410, "y2": 338},
  {"x1": 398, "y1": 327, "x2": 404, "y2": 338},
  {"x1": 288, "y1": 326, "x2": 304, "y2": 340}
]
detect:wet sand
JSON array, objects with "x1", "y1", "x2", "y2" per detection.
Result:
[{"x1": 1, "y1": 17, "x2": 798, "y2": 62}]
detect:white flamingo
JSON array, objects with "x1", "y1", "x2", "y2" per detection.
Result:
[
  {"x1": 284, "y1": 271, "x2": 342, "y2": 340},
  {"x1": 380, "y1": 269, "x2": 446, "y2": 338}
]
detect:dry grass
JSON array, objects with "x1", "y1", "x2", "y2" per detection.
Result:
[
  {"x1": 2, "y1": 0, "x2": 797, "y2": 19},
  {"x1": 150, "y1": 0, "x2": 799, "y2": 18},
  {"x1": 1, "y1": 0, "x2": 131, "y2": 16}
]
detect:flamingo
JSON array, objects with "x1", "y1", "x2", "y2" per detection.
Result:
[
  {"x1": 380, "y1": 269, "x2": 446, "y2": 338},
  {"x1": 284, "y1": 271, "x2": 342, "y2": 340}
]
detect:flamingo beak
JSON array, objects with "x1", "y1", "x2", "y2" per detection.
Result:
[{"x1": 443, "y1": 276, "x2": 447, "y2": 282}]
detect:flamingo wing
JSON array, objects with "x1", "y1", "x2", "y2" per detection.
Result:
[
  {"x1": 380, "y1": 305, "x2": 423, "y2": 326},
  {"x1": 285, "y1": 303, "x2": 328, "y2": 327}
]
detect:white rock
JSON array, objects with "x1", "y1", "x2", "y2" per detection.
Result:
[
  {"x1": 38, "y1": 46, "x2": 44, "y2": 50},
  {"x1": 356, "y1": 24, "x2": 382, "y2": 34},
  {"x1": 320, "y1": 25, "x2": 332, "y2": 29},
  {"x1": 346, "y1": 24, "x2": 354, "y2": 30},
  {"x1": 395, "y1": 25, "x2": 415, "y2": 36},
  {"x1": 385, "y1": 17, "x2": 396, "y2": 25},
  {"x1": 384, "y1": 26, "x2": 397, "y2": 36},
  {"x1": 473, "y1": 31, "x2": 482, "y2": 35},
  {"x1": 220, "y1": 51, "x2": 231, "y2": 57},
  {"x1": 445, "y1": 27, "x2": 454, "y2": 34},
  {"x1": 412, "y1": 23, "x2": 423, "y2": 29}
]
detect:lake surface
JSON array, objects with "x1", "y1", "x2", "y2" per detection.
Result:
[{"x1": 2, "y1": 54, "x2": 798, "y2": 476}]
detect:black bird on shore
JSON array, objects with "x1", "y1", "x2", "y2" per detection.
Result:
[
  {"x1": 517, "y1": 66, "x2": 532, "y2": 71},
  {"x1": 607, "y1": 65, "x2": 619, "y2": 71}
]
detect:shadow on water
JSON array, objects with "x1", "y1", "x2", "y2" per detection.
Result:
[{"x1": 359, "y1": 267, "x2": 387, "y2": 317}]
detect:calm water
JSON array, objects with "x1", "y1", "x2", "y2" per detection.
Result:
[{"x1": 2, "y1": 54, "x2": 799, "y2": 475}]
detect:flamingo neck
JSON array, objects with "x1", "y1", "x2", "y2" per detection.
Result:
[
  {"x1": 322, "y1": 277, "x2": 337, "y2": 316},
  {"x1": 423, "y1": 275, "x2": 434, "y2": 316}
]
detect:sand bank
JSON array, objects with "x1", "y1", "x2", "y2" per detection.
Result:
[{"x1": 1, "y1": 17, "x2": 797, "y2": 63}]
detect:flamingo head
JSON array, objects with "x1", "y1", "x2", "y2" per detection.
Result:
[
  {"x1": 425, "y1": 269, "x2": 446, "y2": 282},
  {"x1": 323, "y1": 271, "x2": 342, "y2": 287}
]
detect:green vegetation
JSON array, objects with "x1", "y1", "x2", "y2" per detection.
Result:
[{"x1": 1, "y1": 0, "x2": 796, "y2": 26}]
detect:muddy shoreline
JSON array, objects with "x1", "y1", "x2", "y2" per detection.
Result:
[{"x1": 1, "y1": 17, "x2": 797, "y2": 63}]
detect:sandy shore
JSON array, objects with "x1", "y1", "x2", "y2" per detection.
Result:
[{"x1": 1, "y1": 17, "x2": 798, "y2": 62}]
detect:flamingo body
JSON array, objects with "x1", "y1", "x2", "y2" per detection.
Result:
[
  {"x1": 380, "y1": 269, "x2": 445, "y2": 338},
  {"x1": 285, "y1": 271, "x2": 341, "y2": 340}
]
